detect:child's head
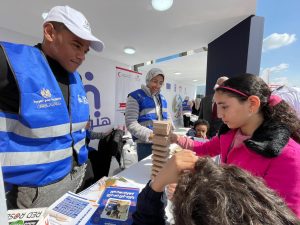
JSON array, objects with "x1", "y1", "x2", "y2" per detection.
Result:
[
  {"x1": 214, "y1": 73, "x2": 300, "y2": 142},
  {"x1": 173, "y1": 157, "x2": 299, "y2": 225},
  {"x1": 193, "y1": 119, "x2": 209, "y2": 138}
]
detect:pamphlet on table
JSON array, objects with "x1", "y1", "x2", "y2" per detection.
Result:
[{"x1": 88, "y1": 186, "x2": 139, "y2": 225}]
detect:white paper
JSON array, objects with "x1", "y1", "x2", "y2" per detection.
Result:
[{"x1": 46, "y1": 192, "x2": 98, "y2": 225}]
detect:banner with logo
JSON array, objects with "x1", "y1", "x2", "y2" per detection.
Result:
[{"x1": 115, "y1": 67, "x2": 143, "y2": 129}]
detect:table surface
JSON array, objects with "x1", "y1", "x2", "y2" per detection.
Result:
[
  {"x1": 117, "y1": 155, "x2": 152, "y2": 188},
  {"x1": 173, "y1": 127, "x2": 190, "y2": 136}
]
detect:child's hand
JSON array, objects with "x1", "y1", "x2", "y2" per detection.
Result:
[
  {"x1": 151, "y1": 150, "x2": 198, "y2": 192},
  {"x1": 149, "y1": 133, "x2": 154, "y2": 141},
  {"x1": 169, "y1": 133, "x2": 179, "y2": 143}
]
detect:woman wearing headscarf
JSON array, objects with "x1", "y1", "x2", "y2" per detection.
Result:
[{"x1": 125, "y1": 68, "x2": 170, "y2": 161}]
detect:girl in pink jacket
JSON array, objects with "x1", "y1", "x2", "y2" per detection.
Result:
[{"x1": 171, "y1": 74, "x2": 300, "y2": 217}]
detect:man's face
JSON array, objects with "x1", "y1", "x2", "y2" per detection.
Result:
[{"x1": 48, "y1": 25, "x2": 90, "y2": 72}]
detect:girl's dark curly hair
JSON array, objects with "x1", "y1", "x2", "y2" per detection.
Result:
[
  {"x1": 215, "y1": 73, "x2": 300, "y2": 143},
  {"x1": 173, "y1": 157, "x2": 300, "y2": 225}
]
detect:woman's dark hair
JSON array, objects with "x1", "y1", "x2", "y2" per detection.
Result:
[
  {"x1": 215, "y1": 73, "x2": 300, "y2": 143},
  {"x1": 173, "y1": 157, "x2": 300, "y2": 225},
  {"x1": 193, "y1": 119, "x2": 210, "y2": 131}
]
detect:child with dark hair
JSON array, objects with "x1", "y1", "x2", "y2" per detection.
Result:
[
  {"x1": 170, "y1": 73, "x2": 300, "y2": 217},
  {"x1": 132, "y1": 151, "x2": 300, "y2": 225},
  {"x1": 186, "y1": 119, "x2": 210, "y2": 140}
]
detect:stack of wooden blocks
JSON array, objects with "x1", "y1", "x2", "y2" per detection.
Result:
[{"x1": 151, "y1": 120, "x2": 171, "y2": 178}]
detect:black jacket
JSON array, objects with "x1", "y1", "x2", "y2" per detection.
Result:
[{"x1": 132, "y1": 181, "x2": 166, "y2": 225}]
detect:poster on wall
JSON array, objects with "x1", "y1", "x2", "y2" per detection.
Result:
[
  {"x1": 166, "y1": 82, "x2": 171, "y2": 90},
  {"x1": 172, "y1": 94, "x2": 183, "y2": 123},
  {"x1": 115, "y1": 67, "x2": 143, "y2": 129},
  {"x1": 83, "y1": 71, "x2": 112, "y2": 130}
]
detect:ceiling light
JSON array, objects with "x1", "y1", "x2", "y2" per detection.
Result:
[
  {"x1": 174, "y1": 72, "x2": 181, "y2": 75},
  {"x1": 123, "y1": 47, "x2": 136, "y2": 55},
  {"x1": 193, "y1": 80, "x2": 198, "y2": 82},
  {"x1": 152, "y1": 0, "x2": 173, "y2": 11}
]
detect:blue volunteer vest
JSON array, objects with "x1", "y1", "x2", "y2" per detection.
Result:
[
  {"x1": 182, "y1": 99, "x2": 192, "y2": 112},
  {"x1": 129, "y1": 89, "x2": 168, "y2": 135},
  {"x1": 0, "y1": 42, "x2": 89, "y2": 187}
]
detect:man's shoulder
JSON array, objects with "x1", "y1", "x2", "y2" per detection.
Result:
[{"x1": 1, "y1": 42, "x2": 35, "y2": 51}]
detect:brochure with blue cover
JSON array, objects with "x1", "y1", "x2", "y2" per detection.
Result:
[{"x1": 88, "y1": 186, "x2": 139, "y2": 225}]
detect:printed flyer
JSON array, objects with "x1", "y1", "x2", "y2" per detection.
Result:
[
  {"x1": 7, "y1": 207, "x2": 46, "y2": 225},
  {"x1": 88, "y1": 186, "x2": 139, "y2": 225}
]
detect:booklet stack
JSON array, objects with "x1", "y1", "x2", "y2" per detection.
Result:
[
  {"x1": 37, "y1": 176, "x2": 140, "y2": 225},
  {"x1": 88, "y1": 186, "x2": 139, "y2": 225},
  {"x1": 151, "y1": 120, "x2": 171, "y2": 178}
]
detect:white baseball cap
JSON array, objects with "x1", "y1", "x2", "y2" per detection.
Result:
[{"x1": 44, "y1": 5, "x2": 104, "y2": 52}]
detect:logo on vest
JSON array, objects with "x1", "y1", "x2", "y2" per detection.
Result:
[
  {"x1": 78, "y1": 95, "x2": 89, "y2": 104},
  {"x1": 40, "y1": 88, "x2": 51, "y2": 98},
  {"x1": 33, "y1": 88, "x2": 62, "y2": 109}
]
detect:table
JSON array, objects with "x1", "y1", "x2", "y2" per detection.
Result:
[
  {"x1": 173, "y1": 127, "x2": 190, "y2": 136},
  {"x1": 117, "y1": 155, "x2": 152, "y2": 187}
]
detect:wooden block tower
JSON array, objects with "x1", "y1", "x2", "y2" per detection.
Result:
[{"x1": 151, "y1": 120, "x2": 171, "y2": 178}]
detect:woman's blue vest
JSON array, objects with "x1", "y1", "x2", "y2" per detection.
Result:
[
  {"x1": 0, "y1": 42, "x2": 89, "y2": 187},
  {"x1": 182, "y1": 99, "x2": 192, "y2": 112},
  {"x1": 129, "y1": 89, "x2": 168, "y2": 132}
]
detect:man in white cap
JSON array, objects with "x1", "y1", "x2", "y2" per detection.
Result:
[{"x1": 0, "y1": 5, "x2": 104, "y2": 209}]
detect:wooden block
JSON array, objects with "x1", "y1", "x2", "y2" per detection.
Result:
[
  {"x1": 152, "y1": 144, "x2": 169, "y2": 152},
  {"x1": 152, "y1": 154, "x2": 168, "y2": 163},
  {"x1": 152, "y1": 135, "x2": 169, "y2": 146},
  {"x1": 152, "y1": 149, "x2": 169, "y2": 158},
  {"x1": 153, "y1": 120, "x2": 171, "y2": 136},
  {"x1": 152, "y1": 164, "x2": 163, "y2": 173},
  {"x1": 152, "y1": 159, "x2": 166, "y2": 168},
  {"x1": 152, "y1": 166, "x2": 161, "y2": 173}
]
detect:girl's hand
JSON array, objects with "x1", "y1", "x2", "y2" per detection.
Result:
[{"x1": 169, "y1": 133, "x2": 179, "y2": 143}]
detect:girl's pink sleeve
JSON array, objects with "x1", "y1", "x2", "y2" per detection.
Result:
[
  {"x1": 176, "y1": 136, "x2": 194, "y2": 149},
  {"x1": 176, "y1": 136, "x2": 221, "y2": 157},
  {"x1": 193, "y1": 136, "x2": 221, "y2": 157}
]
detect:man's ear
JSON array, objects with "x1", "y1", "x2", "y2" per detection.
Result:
[
  {"x1": 43, "y1": 23, "x2": 55, "y2": 42},
  {"x1": 248, "y1": 95, "x2": 261, "y2": 113}
]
